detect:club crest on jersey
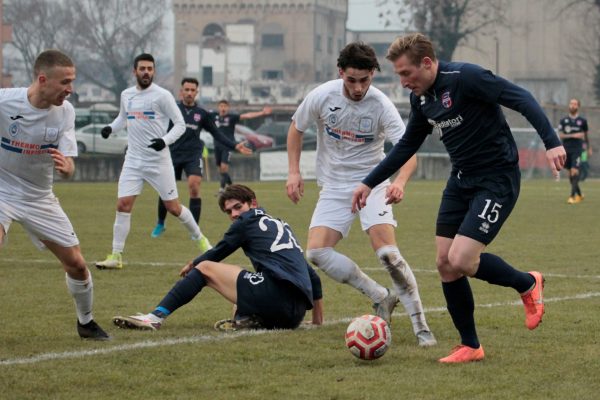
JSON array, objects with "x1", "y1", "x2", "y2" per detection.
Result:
[
  {"x1": 358, "y1": 118, "x2": 373, "y2": 133},
  {"x1": 44, "y1": 127, "x2": 59, "y2": 142},
  {"x1": 193, "y1": 113, "x2": 201, "y2": 122},
  {"x1": 328, "y1": 113, "x2": 338, "y2": 125},
  {"x1": 442, "y1": 91, "x2": 452, "y2": 108},
  {"x1": 8, "y1": 121, "x2": 20, "y2": 137},
  {"x1": 576, "y1": 120, "x2": 582, "y2": 126}
]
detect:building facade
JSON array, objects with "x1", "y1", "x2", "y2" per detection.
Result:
[
  {"x1": 0, "y1": 0, "x2": 13, "y2": 87},
  {"x1": 173, "y1": 0, "x2": 347, "y2": 103}
]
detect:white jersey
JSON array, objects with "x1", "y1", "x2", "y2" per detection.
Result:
[
  {"x1": 0, "y1": 88, "x2": 77, "y2": 200},
  {"x1": 110, "y1": 83, "x2": 185, "y2": 163},
  {"x1": 293, "y1": 79, "x2": 406, "y2": 188}
]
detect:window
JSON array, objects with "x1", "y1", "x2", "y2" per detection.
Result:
[
  {"x1": 262, "y1": 70, "x2": 283, "y2": 80},
  {"x1": 202, "y1": 66, "x2": 213, "y2": 86},
  {"x1": 262, "y1": 34, "x2": 284, "y2": 48},
  {"x1": 328, "y1": 36, "x2": 333, "y2": 54},
  {"x1": 316, "y1": 35, "x2": 321, "y2": 51}
]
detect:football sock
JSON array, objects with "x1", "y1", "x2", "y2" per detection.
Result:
[
  {"x1": 225, "y1": 173, "x2": 232, "y2": 186},
  {"x1": 153, "y1": 268, "x2": 207, "y2": 317},
  {"x1": 66, "y1": 272, "x2": 94, "y2": 325},
  {"x1": 573, "y1": 173, "x2": 581, "y2": 196},
  {"x1": 157, "y1": 197, "x2": 167, "y2": 225},
  {"x1": 112, "y1": 211, "x2": 131, "y2": 253},
  {"x1": 376, "y1": 245, "x2": 429, "y2": 334},
  {"x1": 189, "y1": 197, "x2": 202, "y2": 223},
  {"x1": 220, "y1": 173, "x2": 228, "y2": 189},
  {"x1": 177, "y1": 205, "x2": 202, "y2": 239},
  {"x1": 306, "y1": 247, "x2": 388, "y2": 303},
  {"x1": 475, "y1": 253, "x2": 535, "y2": 293},
  {"x1": 442, "y1": 276, "x2": 479, "y2": 349}
]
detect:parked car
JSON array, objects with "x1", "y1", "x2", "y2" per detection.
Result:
[
  {"x1": 200, "y1": 125, "x2": 274, "y2": 152},
  {"x1": 75, "y1": 103, "x2": 119, "y2": 129},
  {"x1": 256, "y1": 120, "x2": 317, "y2": 150},
  {"x1": 75, "y1": 124, "x2": 128, "y2": 155}
]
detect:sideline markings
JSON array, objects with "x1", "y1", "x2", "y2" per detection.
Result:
[{"x1": 1, "y1": 291, "x2": 599, "y2": 367}]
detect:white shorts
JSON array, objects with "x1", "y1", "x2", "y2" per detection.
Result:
[
  {"x1": 309, "y1": 183, "x2": 397, "y2": 238},
  {"x1": 0, "y1": 195, "x2": 79, "y2": 250},
  {"x1": 118, "y1": 159, "x2": 179, "y2": 200}
]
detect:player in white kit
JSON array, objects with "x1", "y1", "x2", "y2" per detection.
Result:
[
  {"x1": 0, "y1": 50, "x2": 109, "y2": 340},
  {"x1": 95, "y1": 54, "x2": 226, "y2": 269},
  {"x1": 286, "y1": 42, "x2": 436, "y2": 346}
]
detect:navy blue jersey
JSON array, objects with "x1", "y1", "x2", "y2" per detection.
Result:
[
  {"x1": 558, "y1": 115, "x2": 588, "y2": 152},
  {"x1": 169, "y1": 102, "x2": 237, "y2": 157},
  {"x1": 212, "y1": 112, "x2": 240, "y2": 147},
  {"x1": 363, "y1": 61, "x2": 562, "y2": 187},
  {"x1": 192, "y1": 207, "x2": 322, "y2": 308}
]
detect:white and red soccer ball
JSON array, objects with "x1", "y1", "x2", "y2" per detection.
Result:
[{"x1": 345, "y1": 314, "x2": 391, "y2": 360}]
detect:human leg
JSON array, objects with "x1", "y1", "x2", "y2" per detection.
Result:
[{"x1": 151, "y1": 197, "x2": 167, "y2": 237}]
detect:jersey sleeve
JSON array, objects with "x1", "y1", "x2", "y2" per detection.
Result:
[
  {"x1": 292, "y1": 87, "x2": 322, "y2": 132},
  {"x1": 192, "y1": 219, "x2": 245, "y2": 265},
  {"x1": 306, "y1": 264, "x2": 323, "y2": 300},
  {"x1": 110, "y1": 92, "x2": 128, "y2": 132},
  {"x1": 160, "y1": 91, "x2": 186, "y2": 146},
  {"x1": 460, "y1": 63, "x2": 505, "y2": 103},
  {"x1": 59, "y1": 102, "x2": 78, "y2": 157},
  {"x1": 380, "y1": 97, "x2": 406, "y2": 144}
]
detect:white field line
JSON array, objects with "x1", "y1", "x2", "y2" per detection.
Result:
[
  {"x1": 1, "y1": 291, "x2": 599, "y2": 367},
  {"x1": 3, "y1": 258, "x2": 600, "y2": 280}
]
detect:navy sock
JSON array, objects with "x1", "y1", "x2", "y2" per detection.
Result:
[
  {"x1": 153, "y1": 268, "x2": 207, "y2": 317},
  {"x1": 225, "y1": 173, "x2": 232, "y2": 185},
  {"x1": 220, "y1": 173, "x2": 228, "y2": 189},
  {"x1": 157, "y1": 198, "x2": 167, "y2": 225},
  {"x1": 442, "y1": 277, "x2": 479, "y2": 348},
  {"x1": 189, "y1": 197, "x2": 202, "y2": 223},
  {"x1": 475, "y1": 253, "x2": 534, "y2": 293}
]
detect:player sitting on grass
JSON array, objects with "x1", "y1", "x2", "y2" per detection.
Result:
[{"x1": 113, "y1": 184, "x2": 323, "y2": 331}]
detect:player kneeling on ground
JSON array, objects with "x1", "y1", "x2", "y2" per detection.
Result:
[{"x1": 113, "y1": 184, "x2": 323, "y2": 331}]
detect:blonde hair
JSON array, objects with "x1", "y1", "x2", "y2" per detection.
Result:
[{"x1": 386, "y1": 33, "x2": 436, "y2": 65}]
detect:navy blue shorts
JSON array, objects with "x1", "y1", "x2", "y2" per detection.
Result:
[
  {"x1": 564, "y1": 148, "x2": 582, "y2": 169},
  {"x1": 236, "y1": 270, "x2": 307, "y2": 329},
  {"x1": 214, "y1": 146, "x2": 231, "y2": 166},
  {"x1": 436, "y1": 167, "x2": 520, "y2": 245},
  {"x1": 172, "y1": 153, "x2": 203, "y2": 179}
]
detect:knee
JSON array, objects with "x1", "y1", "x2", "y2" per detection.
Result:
[
  {"x1": 306, "y1": 247, "x2": 333, "y2": 268},
  {"x1": 63, "y1": 253, "x2": 88, "y2": 276},
  {"x1": 165, "y1": 202, "x2": 181, "y2": 215},
  {"x1": 196, "y1": 261, "x2": 215, "y2": 277},
  {"x1": 116, "y1": 199, "x2": 132, "y2": 213}
]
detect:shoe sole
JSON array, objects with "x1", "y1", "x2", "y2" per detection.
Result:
[
  {"x1": 526, "y1": 273, "x2": 545, "y2": 330},
  {"x1": 95, "y1": 263, "x2": 123, "y2": 270},
  {"x1": 112, "y1": 316, "x2": 157, "y2": 331},
  {"x1": 79, "y1": 334, "x2": 111, "y2": 341}
]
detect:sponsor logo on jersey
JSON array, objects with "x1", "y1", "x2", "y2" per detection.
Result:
[
  {"x1": 8, "y1": 121, "x2": 19, "y2": 137},
  {"x1": 378, "y1": 211, "x2": 388, "y2": 216},
  {"x1": 325, "y1": 125, "x2": 374, "y2": 143},
  {"x1": 329, "y1": 106, "x2": 341, "y2": 112},
  {"x1": 9, "y1": 115, "x2": 24, "y2": 121},
  {"x1": 1, "y1": 137, "x2": 58, "y2": 154},
  {"x1": 479, "y1": 221, "x2": 490, "y2": 234},
  {"x1": 185, "y1": 123, "x2": 199, "y2": 130},
  {"x1": 127, "y1": 111, "x2": 156, "y2": 120},
  {"x1": 193, "y1": 113, "x2": 201, "y2": 122},
  {"x1": 427, "y1": 115, "x2": 464, "y2": 131},
  {"x1": 442, "y1": 91, "x2": 452, "y2": 108},
  {"x1": 243, "y1": 271, "x2": 265, "y2": 285}
]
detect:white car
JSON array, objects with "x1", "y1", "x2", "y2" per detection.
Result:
[{"x1": 75, "y1": 124, "x2": 128, "y2": 155}]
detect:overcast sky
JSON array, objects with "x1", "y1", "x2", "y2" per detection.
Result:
[{"x1": 347, "y1": 0, "x2": 406, "y2": 31}]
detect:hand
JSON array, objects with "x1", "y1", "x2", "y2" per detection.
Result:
[
  {"x1": 101, "y1": 126, "x2": 112, "y2": 139},
  {"x1": 546, "y1": 145, "x2": 566, "y2": 178},
  {"x1": 148, "y1": 138, "x2": 166, "y2": 151},
  {"x1": 351, "y1": 183, "x2": 372, "y2": 213},
  {"x1": 262, "y1": 106, "x2": 272, "y2": 116},
  {"x1": 235, "y1": 141, "x2": 253, "y2": 155},
  {"x1": 385, "y1": 182, "x2": 406, "y2": 205},
  {"x1": 179, "y1": 261, "x2": 194, "y2": 277},
  {"x1": 48, "y1": 148, "x2": 73, "y2": 177},
  {"x1": 286, "y1": 172, "x2": 304, "y2": 204}
]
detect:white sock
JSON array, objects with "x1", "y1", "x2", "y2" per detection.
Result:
[
  {"x1": 112, "y1": 211, "x2": 131, "y2": 253},
  {"x1": 66, "y1": 272, "x2": 94, "y2": 325},
  {"x1": 307, "y1": 247, "x2": 387, "y2": 303},
  {"x1": 178, "y1": 206, "x2": 202, "y2": 239},
  {"x1": 376, "y1": 245, "x2": 429, "y2": 334}
]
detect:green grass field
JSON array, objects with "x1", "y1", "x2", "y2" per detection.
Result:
[{"x1": 1, "y1": 179, "x2": 599, "y2": 399}]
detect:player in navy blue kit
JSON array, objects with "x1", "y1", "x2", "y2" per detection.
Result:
[
  {"x1": 113, "y1": 184, "x2": 323, "y2": 331},
  {"x1": 558, "y1": 98, "x2": 590, "y2": 204},
  {"x1": 352, "y1": 33, "x2": 566, "y2": 363},
  {"x1": 212, "y1": 100, "x2": 271, "y2": 193},
  {"x1": 151, "y1": 78, "x2": 251, "y2": 245}
]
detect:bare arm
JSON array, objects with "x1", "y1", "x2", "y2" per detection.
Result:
[
  {"x1": 286, "y1": 121, "x2": 304, "y2": 203},
  {"x1": 386, "y1": 154, "x2": 417, "y2": 204},
  {"x1": 240, "y1": 106, "x2": 272, "y2": 120},
  {"x1": 49, "y1": 148, "x2": 75, "y2": 179}
]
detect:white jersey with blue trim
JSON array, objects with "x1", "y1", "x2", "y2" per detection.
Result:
[
  {"x1": 292, "y1": 79, "x2": 405, "y2": 188},
  {"x1": 0, "y1": 88, "x2": 77, "y2": 200},
  {"x1": 110, "y1": 83, "x2": 185, "y2": 163}
]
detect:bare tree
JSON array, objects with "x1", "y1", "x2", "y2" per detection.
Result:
[
  {"x1": 376, "y1": 0, "x2": 506, "y2": 61},
  {"x1": 4, "y1": 0, "x2": 73, "y2": 81},
  {"x1": 64, "y1": 0, "x2": 166, "y2": 100}
]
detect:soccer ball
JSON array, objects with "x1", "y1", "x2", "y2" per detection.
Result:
[{"x1": 345, "y1": 314, "x2": 391, "y2": 360}]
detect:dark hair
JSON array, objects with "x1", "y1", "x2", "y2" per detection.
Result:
[
  {"x1": 386, "y1": 33, "x2": 437, "y2": 65},
  {"x1": 33, "y1": 49, "x2": 74, "y2": 76},
  {"x1": 181, "y1": 77, "x2": 199, "y2": 87},
  {"x1": 218, "y1": 99, "x2": 229, "y2": 105},
  {"x1": 337, "y1": 42, "x2": 380, "y2": 72},
  {"x1": 134, "y1": 53, "x2": 155, "y2": 69},
  {"x1": 218, "y1": 184, "x2": 256, "y2": 211}
]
